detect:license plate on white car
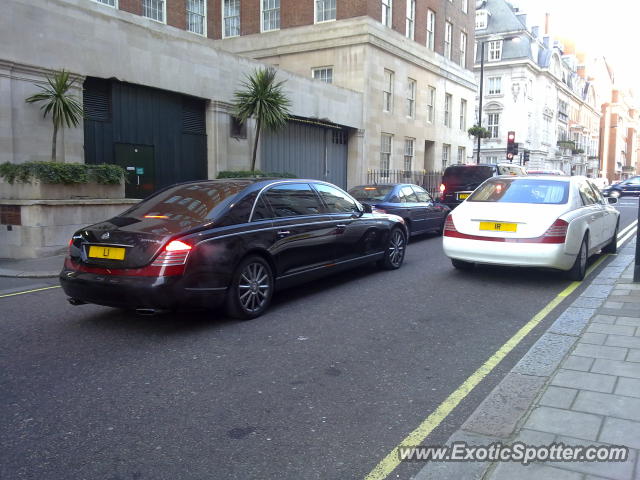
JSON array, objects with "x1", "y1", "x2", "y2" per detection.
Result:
[{"x1": 479, "y1": 222, "x2": 517, "y2": 232}]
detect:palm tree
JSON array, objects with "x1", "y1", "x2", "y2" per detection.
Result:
[
  {"x1": 233, "y1": 67, "x2": 291, "y2": 172},
  {"x1": 25, "y1": 70, "x2": 83, "y2": 162}
]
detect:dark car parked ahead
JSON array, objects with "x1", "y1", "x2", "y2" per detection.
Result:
[
  {"x1": 60, "y1": 179, "x2": 407, "y2": 319},
  {"x1": 602, "y1": 176, "x2": 640, "y2": 198},
  {"x1": 348, "y1": 183, "x2": 450, "y2": 237},
  {"x1": 440, "y1": 164, "x2": 527, "y2": 209}
]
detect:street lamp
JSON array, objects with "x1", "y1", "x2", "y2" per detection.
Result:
[{"x1": 476, "y1": 35, "x2": 522, "y2": 164}]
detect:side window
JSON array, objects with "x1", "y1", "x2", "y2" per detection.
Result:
[
  {"x1": 400, "y1": 186, "x2": 418, "y2": 202},
  {"x1": 627, "y1": 177, "x2": 640, "y2": 185},
  {"x1": 578, "y1": 182, "x2": 598, "y2": 206},
  {"x1": 263, "y1": 183, "x2": 324, "y2": 218},
  {"x1": 411, "y1": 185, "x2": 432, "y2": 203},
  {"x1": 314, "y1": 183, "x2": 359, "y2": 214},
  {"x1": 250, "y1": 195, "x2": 273, "y2": 221},
  {"x1": 586, "y1": 181, "x2": 605, "y2": 205}
]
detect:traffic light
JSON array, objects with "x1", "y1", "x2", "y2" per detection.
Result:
[
  {"x1": 506, "y1": 131, "x2": 516, "y2": 161},
  {"x1": 523, "y1": 149, "x2": 530, "y2": 163}
]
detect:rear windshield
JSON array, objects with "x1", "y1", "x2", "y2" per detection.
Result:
[
  {"x1": 498, "y1": 165, "x2": 526, "y2": 176},
  {"x1": 443, "y1": 166, "x2": 496, "y2": 186},
  {"x1": 122, "y1": 181, "x2": 250, "y2": 229},
  {"x1": 349, "y1": 185, "x2": 394, "y2": 202},
  {"x1": 468, "y1": 178, "x2": 570, "y2": 205}
]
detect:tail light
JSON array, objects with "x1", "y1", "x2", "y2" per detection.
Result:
[
  {"x1": 540, "y1": 219, "x2": 568, "y2": 244},
  {"x1": 443, "y1": 215, "x2": 459, "y2": 237},
  {"x1": 152, "y1": 240, "x2": 192, "y2": 267}
]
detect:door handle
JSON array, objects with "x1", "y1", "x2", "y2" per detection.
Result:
[
  {"x1": 277, "y1": 230, "x2": 291, "y2": 237},
  {"x1": 336, "y1": 224, "x2": 347, "y2": 229}
]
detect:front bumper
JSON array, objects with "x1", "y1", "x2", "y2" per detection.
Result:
[
  {"x1": 443, "y1": 236, "x2": 576, "y2": 271},
  {"x1": 59, "y1": 267, "x2": 226, "y2": 310}
]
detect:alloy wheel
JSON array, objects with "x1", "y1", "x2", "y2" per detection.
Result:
[
  {"x1": 237, "y1": 262, "x2": 271, "y2": 313},
  {"x1": 388, "y1": 230, "x2": 406, "y2": 267}
]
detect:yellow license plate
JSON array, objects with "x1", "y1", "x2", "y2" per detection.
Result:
[
  {"x1": 458, "y1": 193, "x2": 470, "y2": 200},
  {"x1": 479, "y1": 222, "x2": 517, "y2": 232},
  {"x1": 88, "y1": 245, "x2": 126, "y2": 260}
]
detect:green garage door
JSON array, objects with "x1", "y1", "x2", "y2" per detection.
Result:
[{"x1": 261, "y1": 119, "x2": 348, "y2": 188}]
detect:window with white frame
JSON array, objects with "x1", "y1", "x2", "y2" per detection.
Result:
[
  {"x1": 312, "y1": 67, "x2": 333, "y2": 84},
  {"x1": 462, "y1": 0, "x2": 468, "y2": 14},
  {"x1": 426, "y1": 10, "x2": 435, "y2": 50},
  {"x1": 406, "y1": 0, "x2": 415, "y2": 40},
  {"x1": 442, "y1": 144, "x2": 451, "y2": 168},
  {"x1": 457, "y1": 146, "x2": 466, "y2": 164},
  {"x1": 404, "y1": 138, "x2": 415, "y2": 171},
  {"x1": 444, "y1": 93, "x2": 452, "y2": 127},
  {"x1": 262, "y1": 0, "x2": 280, "y2": 32},
  {"x1": 488, "y1": 40, "x2": 503, "y2": 61},
  {"x1": 143, "y1": 0, "x2": 165, "y2": 22},
  {"x1": 459, "y1": 99, "x2": 467, "y2": 130},
  {"x1": 476, "y1": 10, "x2": 488, "y2": 29},
  {"x1": 383, "y1": 69, "x2": 394, "y2": 112},
  {"x1": 95, "y1": 0, "x2": 117, "y2": 7},
  {"x1": 486, "y1": 155, "x2": 498, "y2": 164},
  {"x1": 406, "y1": 78, "x2": 416, "y2": 118},
  {"x1": 543, "y1": 115, "x2": 552, "y2": 144},
  {"x1": 487, "y1": 112, "x2": 500, "y2": 138},
  {"x1": 487, "y1": 76, "x2": 502, "y2": 95},
  {"x1": 187, "y1": 0, "x2": 206, "y2": 35},
  {"x1": 223, "y1": 0, "x2": 240, "y2": 37},
  {"x1": 315, "y1": 0, "x2": 336, "y2": 23},
  {"x1": 459, "y1": 32, "x2": 467, "y2": 68},
  {"x1": 427, "y1": 86, "x2": 436, "y2": 123},
  {"x1": 444, "y1": 22, "x2": 453, "y2": 60},
  {"x1": 381, "y1": 134, "x2": 392, "y2": 172},
  {"x1": 382, "y1": 0, "x2": 392, "y2": 28}
]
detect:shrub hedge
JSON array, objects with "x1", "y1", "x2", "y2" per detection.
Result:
[{"x1": 0, "y1": 162, "x2": 126, "y2": 185}]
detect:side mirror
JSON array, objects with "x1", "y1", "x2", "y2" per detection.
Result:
[
  {"x1": 361, "y1": 203, "x2": 373, "y2": 214},
  {"x1": 607, "y1": 196, "x2": 618, "y2": 205}
]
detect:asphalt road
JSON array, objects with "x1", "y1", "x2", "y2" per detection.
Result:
[{"x1": 1, "y1": 199, "x2": 638, "y2": 480}]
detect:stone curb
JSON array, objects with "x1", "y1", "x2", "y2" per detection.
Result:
[
  {"x1": 0, "y1": 269, "x2": 60, "y2": 278},
  {"x1": 413, "y1": 248, "x2": 636, "y2": 480}
]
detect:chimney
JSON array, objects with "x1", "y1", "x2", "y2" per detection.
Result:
[
  {"x1": 544, "y1": 13, "x2": 551, "y2": 35},
  {"x1": 517, "y1": 13, "x2": 527, "y2": 28},
  {"x1": 531, "y1": 26, "x2": 539, "y2": 38}
]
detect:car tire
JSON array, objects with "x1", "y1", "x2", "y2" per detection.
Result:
[
  {"x1": 378, "y1": 227, "x2": 407, "y2": 270},
  {"x1": 225, "y1": 255, "x2": 274, "y2": 320},
  {"x1": 451, "y1": 259, "x2": 474, "y2": 271},
  {"x1": 404, "y1": 220, "x2": 412, "y2": 238},
  {"x1": 567, "y1": 235, "x2": 588, "y2": 281},
  {"x1": 602, "y1": 221, "x2": 619, "y2": 254}
]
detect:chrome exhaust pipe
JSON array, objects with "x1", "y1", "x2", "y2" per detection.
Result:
[
  {"x1": 135, "y1": 308, "x2": 159, "y2": 316},
  {"x1": 67, "y1": 297, "x2": 86, "y2": 306}
]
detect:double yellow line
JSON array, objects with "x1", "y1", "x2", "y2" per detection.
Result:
[
  {"x1": 364, "y1": 250, "x2": 614, "y2": 480},
  {"x1": 0, "y1": 285, "x2": 61, "y2": 299}
]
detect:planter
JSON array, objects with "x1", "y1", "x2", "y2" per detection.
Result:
[{"x1": 0, "y1": 179, "x2": 125, "y2": 200}]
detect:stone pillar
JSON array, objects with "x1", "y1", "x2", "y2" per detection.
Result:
[
  {"x1": 0, "y1": 62, "x2": 14, "y2": 164},
  {"x1": 347, "y1": 128, "x2": 366, "y2": 188}
]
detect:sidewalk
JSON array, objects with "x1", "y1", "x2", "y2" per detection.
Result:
[
  {"x1": 0, "y1": 254, "x2": 65, "y2": 278},
  {"x1": 416, "y1": 239, "x2": 640, "y2": 480}
]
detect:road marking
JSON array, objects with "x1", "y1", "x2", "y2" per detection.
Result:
[
  {"x1": 618, "y1": 226, "x2": 637, "y2": 248},
  {"x1": 618, "y1": 219, "x2": 638, "y2": 238},
  {"x1": 0, "y1": 285, "x2": 60, "y2": 298},
  {"x1": 364, "y1": 251, "x2": 616, "y2": 480}
]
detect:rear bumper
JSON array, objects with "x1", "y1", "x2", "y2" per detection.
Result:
[
  {"x1": 59, "y1": 269, "x2": 226, "y2": 310},
  {"x1": 443, "y1": 236, "x2": 576, "y2": 271}
]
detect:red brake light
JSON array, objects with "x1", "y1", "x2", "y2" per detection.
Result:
[
  {"x1": 443, "y1": 215, "x2": 458, "y2": 236},
  {"x1": 165, "y1": 240, "x2": 192, "y2": 252},
  {"x1": 540, "y1": 219, "x2": 568, "y2": 244},
  {"x1": 440, "y1": 184, "x2": 446, "y2": 193}
]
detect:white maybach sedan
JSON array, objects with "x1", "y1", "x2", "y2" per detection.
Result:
[{"x1": 443, "y1": 176, "x2": 620, "y2": 280}]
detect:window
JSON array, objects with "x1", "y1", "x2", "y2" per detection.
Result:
[
  {"x1": 486, "y1": 156, "x2": 498, "y2": 164},
  {"x1": 459, "y1": 32, "x2": 467, "y2": 68},
  {"x1": 578, "y1": 181, "x2": 599, "y2": 206},
  {"x1": 261, "y1": 0, "x2": 280, "y2": 32},
  {"x1": 223, "y1": 0, "x2": 240, "y2": 37},
  {"x1": 314, "y1": 183, "x2": 359, "y2": 214},
  {"x1": 444, "y1": 22, "x2": 453, "y2": 60},
  {"x1": 462, "y1": 0, "x2": 468, "y2": 14},
  {"x1": 404, "y1": 138, "x2": 415, "y2": 171},
  {"x1": 459, "y1": 99, "x2": 467, "y2": 130},
  {"x1": 488, "y1": 40, "x2": 503, "y2": 61},
  {"x1": 487, "y1": 76, "x2": 502, "y2": 95},
  {"x1": 381, "y1": 134, "x2": 392, "y2": 172},
  {"x1": 94, "y1": 0, "x2": 116, "y2": 7},
  {"x1": 412, "y1": 185, "x2": 432, "y2": 203},
  {"x1": 230, "y1": 116, "x2": 247, "y2": 139},
  {"x1": 558, "y1": 100, "x2": 569, "y2": 123},
  {"x1": 382, "y1": 0, "x2": 392, "y2": 27},
  {"x1": 444, "y1": 93, "x2": 452, "y2": 127},
  {"x1": 312, "y1": 67, "x2": 333, "y2": 84},
  {"x1": 457, "y1": 146, "x2": 466, "y2": 164},
  {"x1": 427, "y1": 86, "x2": 435, "y2": 123},
  {"x1": 143, "y1": 0, "x2": 165, "y2": 22},
  {"x1": 406, "y1": 0, "x2": 415, "y2": 40},
  {"x1": 264, "y1": 183, "x2": 323, "y2": 218},
  {"x1": 476, "y1": 10, "x2": 488, "y2": 29},
  {"x1": 315, "y1": 0, "x2": 336, "y2": 23},
  {"x1": 487, "y1": 113, "x2": 500, "y2": 138},
  {"x1": 383, "y1": 69, "x2": 394, "y2": 112},
  {"x1": 406, "y1": 78, "x2": 416, "y2": 118},
  {"x1": 187, "y1": 0, "x2": 206, "y2": 35},
  {"x1": 426, "y1": 10, "x2": 435, "y2": 50},
  {"x1": 469, "y1": 179, "x2": 569, "y2": 205},
  {"x1": 442, "y1": 144, "x2": 451, "y2": 168},
  {"x1": 399, "y1": 185, "x2": 419, "y2": 203}
]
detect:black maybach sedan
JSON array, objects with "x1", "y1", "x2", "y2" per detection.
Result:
[{"x1": 60, "y1": 179, "x2": 408, "y2": 319}]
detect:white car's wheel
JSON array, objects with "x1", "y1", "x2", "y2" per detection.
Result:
[{"x1": 567, "y1": 235, "x2": 588, "y2": 281}]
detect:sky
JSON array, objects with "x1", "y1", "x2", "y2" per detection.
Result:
[{"x1": 512, "y1": 0, "x2": 638, "y2": 94}]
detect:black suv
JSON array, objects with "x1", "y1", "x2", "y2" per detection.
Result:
[{"x1": 439, "y1": 164, "x2": 527, "y2": 209}]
